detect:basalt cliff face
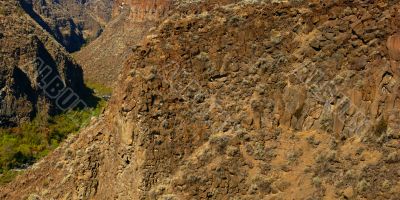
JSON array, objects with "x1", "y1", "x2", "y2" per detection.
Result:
[
  {"x1": 75, "y1": 0, "x2": 240, "y2": 86},
  {"x1": 0, "y1": 0, "x2": 86, "y2": 126},
  {"x1": 2, "y1": 0, "x2": 400, "y2": 200},
  {"x1": 20, "y1": 0, "x2": 115, "y2": 52}
]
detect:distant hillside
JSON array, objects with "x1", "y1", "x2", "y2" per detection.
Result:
[
  {"x1": 20, "y1": 0, "x2": 115, "y2": 52},
  {"x1": 0, "y1": 0, "x2": 87, "y2": 126}
]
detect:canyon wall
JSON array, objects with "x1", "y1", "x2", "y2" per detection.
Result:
[
  {"x1": 2, "y1": 0, "x2": 400, "y2": 199},
  {"x1": 74, "y1": 0, "x2": 174, "y2": 86},
  {"x1": 0, "y1": 0, "x2": 87, "y2": 126}
]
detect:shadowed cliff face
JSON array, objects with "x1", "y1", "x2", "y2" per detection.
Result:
[
  {"x1": 20, "y1": 0, "x2": 114, "y2": 52},
  {"x1": 0, "y1": 0, "x2": 86, "y2": 126},
  {"x1": 2, "y1": 0, "x2": 400, "y2": 200}
]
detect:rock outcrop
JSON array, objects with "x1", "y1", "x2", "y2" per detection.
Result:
[
  {"x1": 112, "y1": 0, "x2": 173, "y2": 20},
  {"x1": 2, "y1": 0, "x2": 400, "y2": 199},
  {"x1": 0, "y1": 0, "x2": 86, "y2": 126}
]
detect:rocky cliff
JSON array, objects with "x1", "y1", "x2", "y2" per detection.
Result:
[
  {"x1": 75, "y1": 0, "x2": 239, "y2": 86},
  {"x1": 0, "y1": 0, "x2": 86, "y2": 126},
  {"x1": 2, "y1": 0, "x2": 400, "y2": 199},
  {"x1": 20, "y1": 0, "x2": 114, "y2": 52}
]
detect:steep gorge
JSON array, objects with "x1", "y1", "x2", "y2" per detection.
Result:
[
  {"x1": 2, "y1": 0, "x2": 400, "y2": 199},
  {"x1": 20, "y1": 0, "x2": 115, "y2": 52},
  {"x1": 74, "y1": 0, "x2": 175, "y2": 86}
]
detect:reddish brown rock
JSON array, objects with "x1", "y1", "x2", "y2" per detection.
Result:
[{"x1": 387, "y1": 34, "x2": 400, "y2": 61}]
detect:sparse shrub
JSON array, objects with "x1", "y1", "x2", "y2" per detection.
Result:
[
  {"x1": 382, "y1": 179, "x2": 391, "y2": 190},
  {"x1": 228, "y1": 16, "x2": 243, "y2": 27},
  {"x1": 248, "y1": 176, "x2": 272, "y2": 195},
  {"x1": 287, "y1": 149, "x2": 303, "y2": 164},
  {"x1": 160, "y1": 194, "x2": 178, "y2": 200},
  {"x1": 344, "y1": 169, "x2": 356, "y2": 181},
  {"x1": 184, "y1": 174, "x2": 201, "y2": 185},
  {"x1": 313, "y1": 150, "x2": 337, "y2": 177},
  {"x1": 317, "y1": 109, "x2": 334, "y2": 134},
  {"x1": 15, "y1": 6, "x2": 24, "y2": 17},
  {"x1": 272, "y1": 180, "x2": 291, "y2": 193},
  {"x1": 315, "y1": 150, "x2": 336, "y2": 163},
  {"x1": 320, "y1": 116, "x2": 333, "y2": 133},
  {"x1": 304, "y1": 166, "x2": 312, "y2": 173},
  {"x1": 356, "y1": 179, "x2": 370, "y2": 192},
  {"x1": 280, "y1": 164, "x2": 290, "y2": 172},
  {"x1": 329, "y1": 139, "x2": 338, "y2": 150},
  {"x1": 386, "y1": 151, "x2": 400, "y2": 163},
  {"x1": 27, "y1": 194, "x2": 41, "y2": 200},
  {"x1": 0, "y1": 7, "x2": 6, "y2": 16},
  {"x1": 306, "y1": 135, "x2": 320, "y2": 147},
  {"x1": 209, "y1": 134, "x2": 230, "y2": 154},
  {"x1": 195, "y1": 52, "x2": 209, "y2": 62},
  {"x1": 260, "y1": 162, "x2": 271, "y2": 175},
  {"x1": 245, "y1": 144, "x2": 254, "y2": 156},
  {"x1": 198, "y1": 148, "x2": 214, "y2": 164},
  {"x1": 253, "y1": 142, "x2": 266, "y2": 160},
  {"x1": 335, "y1": 169, "x2": 358, "y2": 189},
  {"x1": 226, "y1": 146, "x2": 239, "y2": 157},
  {"x1": 374, "y1": 118, "x2": 388, "y2": 137},
  {"x1": 355, "y1": 147, "x2": 364, "y2": 156},
  {"x1": 312, "y1": 176, "x2": 322, "y2": 187},
  {"x1": 237, "y1": 130, "x2": 250, "y2": 141}
]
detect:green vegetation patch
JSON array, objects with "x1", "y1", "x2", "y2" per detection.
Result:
[
  {"x1": 0, "y1": 89, "x2": 107, "y2": 185},
  {"x1": 85, "y1": 81, "x2": 113, "y2": 97},
  {"x1": 0, "y1": 170, "x2": 21, "y2": 186}
]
